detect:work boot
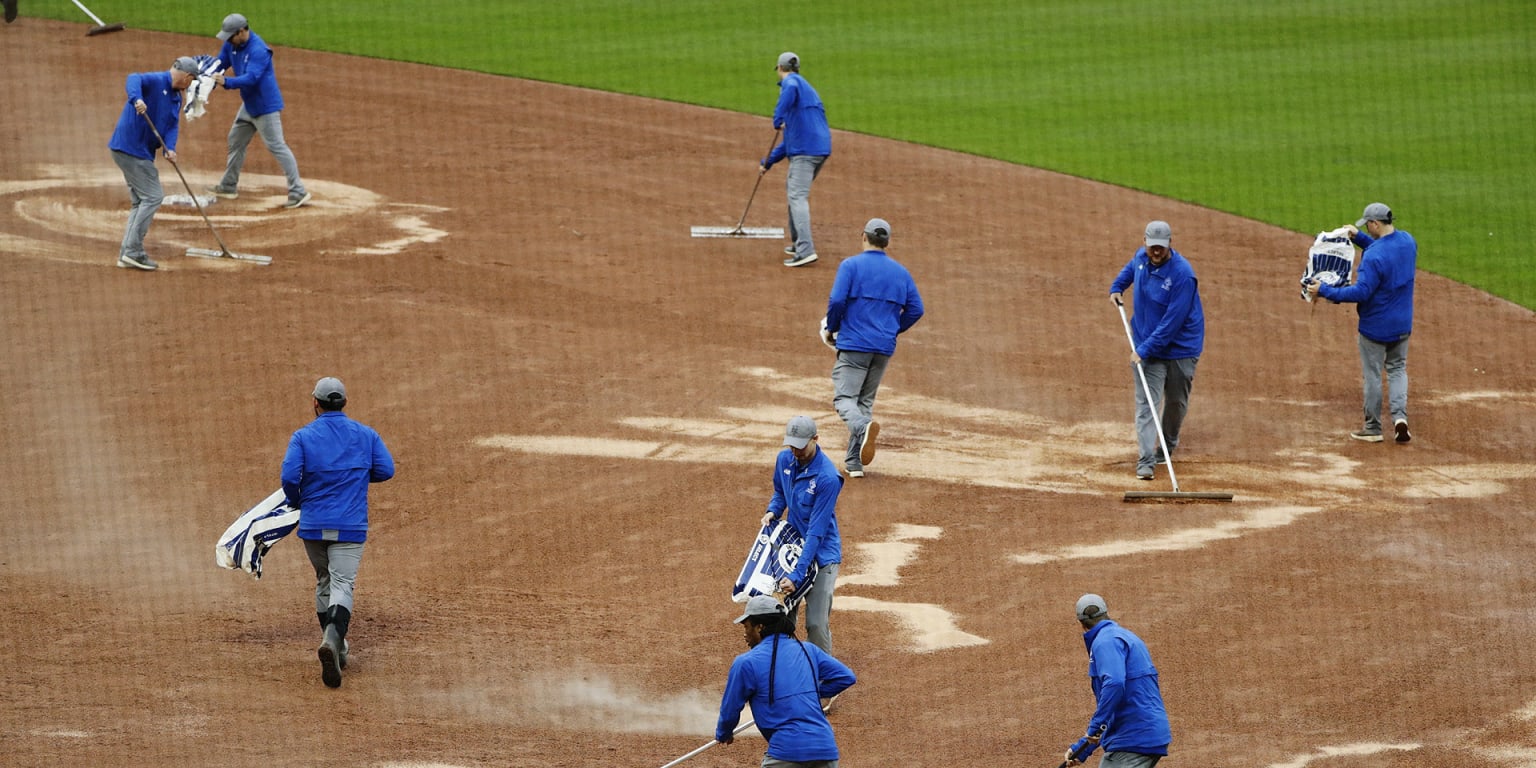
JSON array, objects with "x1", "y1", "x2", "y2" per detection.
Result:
[{"x1": 318, "y1": 625, "x2": 342, "y2": 688}]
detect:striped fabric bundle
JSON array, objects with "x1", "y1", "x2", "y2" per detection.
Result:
[
  {"x1": 216, "y1": 489, "x2": 300, "y2": 579},
  {"x1": 1301, "y1": 226, "x2": 1357, "y2": 301},
  {"x1": 732, "y1": 519, "x2": 819, "y2": 611}
]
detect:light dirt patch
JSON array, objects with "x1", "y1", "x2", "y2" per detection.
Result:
[
  {"x1": 1012, "y1": 506, "x2": 1323, "y2": 564},
  {"x1": 1267, "y1": 742, "x2": 1422, "y2": 768}
]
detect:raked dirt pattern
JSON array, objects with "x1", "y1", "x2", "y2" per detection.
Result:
[{"x1": 3, "y1": 17, "x2": 1536, "y2": 768}]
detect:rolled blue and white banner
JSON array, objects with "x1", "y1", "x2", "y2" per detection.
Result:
[
  {"x1": 215, "y1": 489, "x2": 300, "y2": 580},
  {"x1": 732, "y1": 519, "x2": 818, "y2": 610}
]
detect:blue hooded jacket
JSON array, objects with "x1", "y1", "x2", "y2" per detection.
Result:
[
  {"x1": 766, "y1": 446, "x2": 843, "y2": 585},
  {"x1": 107, "y1": 71, "x2": 181, "y2": 160},
  {"x1": 763, "y1": 72, "x2": 830, "y2": 166},
  {"x1": 1109, "y1": 248, "x2": 1204, "y2": 360},
  {"x1": 1318, "y1": 229, "x2": 1416, "y2": 344},
  {"x1": 218, "y1": 31, "x2": 285, "y2": 117},
  {"x1": 282, "y1": 411, "x2": 394, "y2": 542},
  {"x1": 825, "y1": 250, "x2": 924, "y2": 356},
  {"x1": 1081, "y1": 620, "x2": 1171, "y2": 757},
  {"x1": 716, "y1": 633, "x2": 856, "y2": 761}
]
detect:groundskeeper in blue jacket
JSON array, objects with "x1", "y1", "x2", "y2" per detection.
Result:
[
  {"x1": 1110, "y1": 247, "x2": 1204, "y2": 361},
  {"x1": 763, "y1": 71, "x2": 830, "y2": 167},
  {"x1": 766, "y1": 444, "x2": 843, "y2": 585},
  {"x1": 716, "y1": 601, "x2": 856, "y2": 762},
  {"x1": 1074, "y1": 618, "x2": 1171, "y2": 760},
  {"x1": 282, "y1": 408, "x2": 394, "y2": 542},
  {"x1": 218, "y1": 30, "x2": 285, "y2": 116},
  {"x1": 825, "y1": 248, "x2": 925, "y2": 356},
  {"x1": 1319, "y1": 228, "x2": 1416, "y2": 343}
]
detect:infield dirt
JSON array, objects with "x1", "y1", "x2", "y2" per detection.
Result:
[{"x1": 3, "y1": 20, "x2": 1535, "y2": 768}]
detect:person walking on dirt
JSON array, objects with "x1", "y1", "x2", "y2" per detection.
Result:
[
  {"x1": 1108, "y1": 220, "x2": 1205, "y2": 481},
  {"x1": 761, "y1": 51, "x2": 830, "y2": 268},
  {"x1": 715, "y1": 595, "x2": 857, "y2": 766},
  {"x1": 763, "y1": 416, "x2": 844, "y2": 656},
  {"x1": 281, "y1": 377, "x2": 395, "y2": 688},
  {"x1": 207, "y1": 13, "x2": 311, "y2": 208},
  {"x1": 1304, "y1": 202, "x2": 1417, "y2": 444},
  {"x1": 823, "y1": 218, "x2": 924, "y2": 478},
  {"x1": 1062, "y1": 594, "x2": 1171, "y2": 768},
  {"x1": 107, "y1": 57, "x2": 200, "y2": 271}
]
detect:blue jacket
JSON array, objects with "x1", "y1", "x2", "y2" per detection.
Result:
[
  {"x1": 1081, "y1": 620, "x2": 1171, "y2": 757},
  {"x1": 1109, "y1": 249, "x2": 1204, "y2": 360},
  {"x1": 282, "y1": 411, "x2": 394, "y2": 542},
  {"x1": 763, "y1": 73, "x2": 830, "y2": 166},
  {"x1": 107, "y1": 71, "x2": 181, "y2": 160},
  {"x1": 1318, "y1": 229, "x2": 1416, "y2": 344},
  {"x1": 218, "y1": 31, "x2": 285, "y2": 116},
  {"x1": 766, "y1": 447, "x2": 843, "y2": 585},
  {"x1": 826, "y1": 250, "x2": 925, "y2": 356},
  {"x1": 716, "y1": 632, "x2": 856, "y2": 761}
]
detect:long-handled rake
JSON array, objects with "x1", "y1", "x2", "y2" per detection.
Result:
[
  {"x1": 70, "y1": 0, "x2": 125, "y2": 35},
  {"x1": 1114, "y1": 296, "x2": 1232, "y2": 502},
  {"x1": 690, "y1": 128, "x2": 786, "y2": 240},
  {"x1": 655, "y1": 718, "x2": 756, "y2": 768},
  {"x1": 140, "y1": 112, "x2": 271, "y2": 265}
]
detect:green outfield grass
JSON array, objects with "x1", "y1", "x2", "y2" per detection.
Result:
[{"x1": 52, "y1": 0, "x2": 1536, "y2": 308}]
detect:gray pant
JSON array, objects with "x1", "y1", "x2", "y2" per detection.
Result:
[
  {"x1": 832, "y1": 351, "x2": 890, "y2": 471},
  {"x1": 785, "y1": 155, "x2": 826, "y2": 259},
  {"x1": 763, "y1": 759, "x2": 838, "y2": 768},
  {"x1": 221, "y1": 105, "x2": 307, "y2": 198},
  {"x1": 111, "y1": 150, "x2": 162, "y2": 259},
  {"x1": 304, "y1": 539, "x2": 363, "y2": 614},
  {"x1": 1358, "y1": 334, "x2": 1409, "y2": 433},
  {"x1": 1133, "y1": 357, "x2": 1198, "y2": 471},
  {"x1": 1100, "y1": 752, "x2": 1162, "y2": 768},
  {"x1": 789, "y1": 562, "x2": 839, "y2": 654}
]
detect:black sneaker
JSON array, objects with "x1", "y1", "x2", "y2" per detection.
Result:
[
  {"x1": 783, "y1": 252, "x2": 818, "y2": 267},
  {"x1": 1350, "y1": 430, "x2": 1384, "y2": 443},
  {"x1": 1394, "y1": 420, "x2": 1411, "y2": 443}
]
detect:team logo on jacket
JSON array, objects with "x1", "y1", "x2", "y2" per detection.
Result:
[{"x1": 808, "y1": 478, "x2": 818, "y2": 495}]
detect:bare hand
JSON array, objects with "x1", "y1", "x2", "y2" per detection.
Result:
[
  {"x1": 778, "y1": 576, "x2": 796, "y2": 594},
  {"x1": 1304, "y1": 279, "x2": 1320, "y2": 302},
  {"x1": 1130, "y1": 352, "x2": 1142, "y2": 365},
  {"x1": 164, "y1": 150, "x2": 177, "y2": 161},
  {"x1": 133, "y1": 99, "x2": 147, "y2": 115},
  {"x1": 761, "y1": 511, "x2": 775, "y2": 528},
  {"x1": 1109, "y1": 292, "x2": 1123, "y2": 307}
]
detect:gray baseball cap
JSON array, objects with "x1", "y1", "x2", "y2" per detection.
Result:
[
  {"x1": 1075, "y1": 593, "x2": 1108, "y2": 622},
  {"x1": 312, "y1": 376, "x2": 346, "y2": 404},
  {"x1": 776, "y1": 51, "x2": 799, "y2": 70},
  {"x1": 1144, "y1": 220, "x2": 1172, "y2": 249},
  {"x1": 217, "y1": 13, "x2": 248, "y2": 41},
  {"x1": 1355, "y1": 202, "x2": 1392, "y2": 228},
  {"x1": 735, "y1": 594, "x2": 787, "y2": 624},
  {"x1": 864, "y1": 217, "x2": 891, "y2": 239},
  {"x1": 783, "y1": 415, "x2": 817, "y2": 449},
  {"x1": 172, "y1": 56, "x2": 200, "y2": 76}
]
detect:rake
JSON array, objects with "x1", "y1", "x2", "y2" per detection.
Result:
[
  {"x1": 1114, "y1": 296, "x2": 1232, "y2": 502},
  {"x1": 70, "y1": 0, "x2": 125, "y2": 35},
  {"x1": 140, "y1": 111, "x2": 271, "y2": 265},
  {"x1": 690, "y1": 127, "x2": 786, "y2": 240}
]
